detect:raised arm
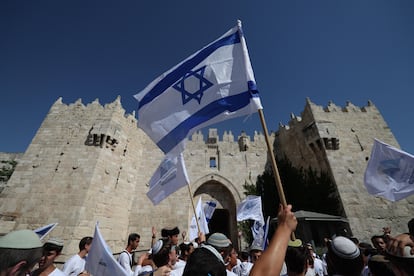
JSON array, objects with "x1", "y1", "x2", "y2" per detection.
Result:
[{"x1": 249, "y1": 204, "x2": 297, "y2": 276}]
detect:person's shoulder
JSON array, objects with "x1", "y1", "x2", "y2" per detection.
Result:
[
  {"x1": 50, "y1": 268, "x2": 67, "y2": 276},
  {"x1": 65, "y1": 253, "x2": 82, "y2": 262}
]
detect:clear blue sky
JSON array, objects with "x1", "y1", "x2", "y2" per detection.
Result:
[{"x1": 1, "y1": 1, "x2": 413, "y2": 154}]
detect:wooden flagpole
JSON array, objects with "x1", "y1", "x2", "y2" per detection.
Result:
[
  {"x1": 187, "y1": 182, "x2": 201, "y2": 234},
  {"x1": 258, "y1": 109, "x2": 296, "y2": 240}
]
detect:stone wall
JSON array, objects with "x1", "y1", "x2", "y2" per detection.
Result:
[
  {"x1": 1, "y1": 96, "x2": 412, "y2": 258},
  {"x1": 275, "y1": 98, "x2": 414, "y2": 242}
]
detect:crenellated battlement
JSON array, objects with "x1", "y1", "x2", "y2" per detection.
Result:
[
  {"x1": 50, "y1": 96, "x2": 137, "y2": 124},
  {"x1": 278, "y1": 98, "x2": 380, "y2": 132}
]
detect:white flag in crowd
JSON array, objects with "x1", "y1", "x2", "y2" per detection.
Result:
[
  {"x1": 85, "y1": 222, "x2": 128, "y2": 276},
  {"x1": 189, "y1": 197, "x2": 210, "y2": 241},
  {"x1": 237, "y1": 195, "x2": 264, "y2": 225},
  {"x1": 146, "y1": 152, "x2": 189, "y2": 205},
  {"x1": 204, "y1": 200, "x2": 217, "y2": 223},
  {"x1": 34, "y1": 222, "x2": 58, "y2": 240},
  {"x1": 364, "y1": 139, "x2": 414, "y2": 201}
]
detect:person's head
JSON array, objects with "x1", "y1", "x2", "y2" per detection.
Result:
[
  {"x1": 326, "y1": 236, "x2": 364, "y2": 276},
  {"x1": 408, "y1": 218, "x2": 414, "y2": 237},
  {"x1": 182, "y1": 245, "x2": 226, "y2": 276},
  {"x1": 368, "y1": 254, "x2": 395, "y2": 276},
  {"x1": 249, "y1": 244, "x2": 263, "y2": 264},
  {"x1": 385, "y1": 246, "x2": 414, "y2": 276},
  {"x1": 359, "y1": 242, "x2": 376, "y2": 265},
  {"x1": 179, "y1": 242, "x2": 194, "y2": 260},
  {"x1": 371, "y1": 234, "x2": 387, "y2": 253},
  {"x1": 37, "y1": 238, "x2": 64, "y2": 272},
  {"x1": 161, "y1": 227, "x2": 180, "y2": 245},
  {"x1": 79, "y1": 236, "x2": 93, "y2": 253},
  {"x1": 285, "y1": 245, "x2": 310, "y2": 275},
  {"x1": 151, "y1": 238, "x2": 174, "y2": 268},
  {"x1": 226, "y1": 245, "x2": 238, "y2": 269},
  {"x1": 239, "y1": 251, "x2": 249, "y2": 262},
  {"x1": 127, "y1": 233, "x2": 140, "y2": 250},
  {"x1": 0, "y1": 229, "x2": 43, "y2": 276},
  {"x1": 207, "y1": 233, "x2": 232, "y2": 261}
]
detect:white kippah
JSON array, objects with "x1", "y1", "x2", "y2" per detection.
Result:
[
  {"x1": 330, "y1": 236, "x2": 360, "y2": 259},
  {"x1": 151, "y1": 239, "x2": 163, "y2": 255}
]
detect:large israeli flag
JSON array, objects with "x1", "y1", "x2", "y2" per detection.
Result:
[
  {"x1": 364, "y1": 139, "x2": 414, "y2": 201},
  {"x1": 134, "y1": 20, "x2": 262, "y2": 155}
]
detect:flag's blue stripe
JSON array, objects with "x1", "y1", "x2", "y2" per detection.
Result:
[
  {"x1": 138, "y1": 31, "x2": 241, "y2": 111},
  {"x1": 157, "y1": 91, "x2": 252, "y2": 153}
]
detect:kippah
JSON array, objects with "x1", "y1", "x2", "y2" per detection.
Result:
[
  {"x1": 386, "y1": 246, "x2": 414, "y2": 259},
  {"x1": 46, "y1": 237, "x2": 64, "y2": 247},
  {"x1": 207, "y1": 233, "x2": 230, "y2": 248},
  {"x1": 370, "y1": 254, "x2": 389, "y2": 263},
  {"x1": 152, "y1": 239, "x2": 163, "y2": 255},
  {"x1": 288, "y1": 239, "x2": 303, "y2": 248},
  {"x1": 330, "y1": 236, "x2": 360, "y2": 259},
  {"x1": 0, "y1": 229, "x2": 42, "y2": 249},
  {"x1": 249, "y1": 244, "x2": 263, "y2": 252}
]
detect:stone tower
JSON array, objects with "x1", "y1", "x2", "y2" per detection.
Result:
[
  {"x1": 0, "y1": 96, "x2": 412, "y2": 257},
  {"x1": 0, "y1": 97, "x2": 268, "y2": 256},
  {"x1": 274, "y1": 98, "x2": 414, "y2": 241}
]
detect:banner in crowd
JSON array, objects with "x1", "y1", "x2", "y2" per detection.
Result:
[
  {"x1": 85, "y1": 222, "x2": 128, "y2": 276},
  {"x1": 364, "y1": 139, "x2": 414, "y2": 201}
]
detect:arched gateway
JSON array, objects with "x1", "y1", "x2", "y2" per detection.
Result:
[{"x1": 192, "y1": 174, "x2": 240, "y2": 249}]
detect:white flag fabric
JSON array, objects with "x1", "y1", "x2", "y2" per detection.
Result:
[
  {"x1": 85, "y1": 222, "x2": 129, "y2": 276},
  {"x1": 147, "y1": 152, "x2": 189, "y2": 205},
  {"x1": 204, "y1": 200, "x2": 217, "y2": 223},
  {"x1": 237, "y1": 195, "x2": 264, "y2": 225},
  {"x1": 34, "y1": 222, "x2": 58, "y2": 240},
  {"x1": 134, "y1": 20, "x2": 262, "y2": 155},
  {"x1": 250, "y1": 220, "x2": 265, "y2": 249},
  {"x1": 364, "y1": 139, "x2": 414, "y2": 201},
  {"x1": 189, "y1": 198, "x2": 210, "y2": 241}
]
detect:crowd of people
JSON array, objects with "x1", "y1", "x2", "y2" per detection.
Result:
[{"x1": 0, "y1": 204, "x2": 413, "y2": 276}]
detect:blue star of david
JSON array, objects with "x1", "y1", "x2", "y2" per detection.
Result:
[
  {"x1": 173, "y1": 66, "x2": 213, "y2": 105},
  {"x1": 379, "y1": 158, "x2": 401, "y2": 178}
]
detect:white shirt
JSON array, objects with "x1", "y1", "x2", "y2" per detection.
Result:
[
  {"x1": 62, "y1": 254, "x2": 86, "y2": 276},
  {"x1": 49, "y1": 268, "x2": 66, "y2": 276},
  {"x1": 118, "y1": 250, "x2": 134, "y2": 276},
  {"x1": 232, "y1": 261, "x2": 253, "y2": 276}
]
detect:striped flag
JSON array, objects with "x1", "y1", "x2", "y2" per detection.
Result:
[{"x1": 134, "y1": 20, "x2": 262, "y2": 156}]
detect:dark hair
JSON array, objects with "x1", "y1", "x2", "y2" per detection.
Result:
[
  {"x1": 285, "y1": 246, "x2": 309, "y2": 274},
  {"x1": 43, "y1": 243, "x2": 63, "y2": 253},
  {"x1": 179, "y1": 242, "x2": 193, "y2": 259},
  {"x1": 239, "y1": 251, "x2": 249, "y2": 262},
  {"x1": 128, "y1": 233, "x2": 140, "y2": 245},
  {"x1": 79, "y1": 236, "x2": 93, "y2": 251},
  {"x1": 0, "y1": 247, "x2": 43, "y2": 272},
  {"x1": 183, "y1": 247, "x2": 226, "y2": 276},
  {"x1": 152, "y1": 239, "x2": 172, "y2": 268},
  {"x1": 408, "y1": 218, "x2": 414, "y2": 236},
  {"x1": 368, "y1": 255, "x2": 395, "y2": 276}
]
